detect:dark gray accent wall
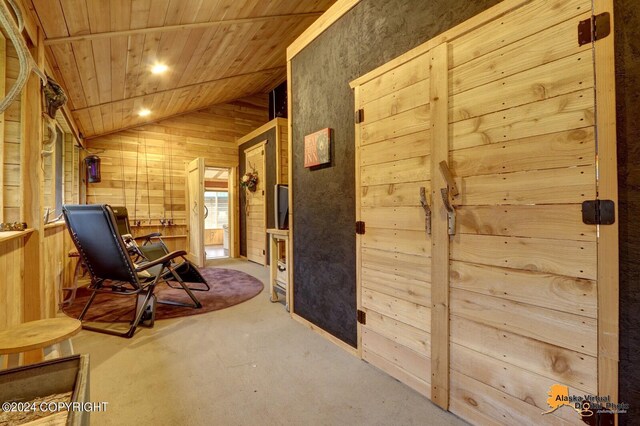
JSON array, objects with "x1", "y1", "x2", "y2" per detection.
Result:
[
  {"x1": 291, "y1": 0, "x2": 500, "y2": 347},
  {"x1": 614, "y1": 0, "x2": 640, "y2": 420},
  {"x1": 239, "y1": 127, "x2": 277, "y2": 262}
]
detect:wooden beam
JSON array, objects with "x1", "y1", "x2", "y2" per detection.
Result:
[
  {"x1": 44, "y1": 12, "x2": 324, "y2": 45},
  {"x1": 72, "y1": 66, "x2": 285, "y2": 113},
  {"x1": 286, "y1": 61, "x2": 294, "y2": 316},
  {"x1": 354, "y1": 84, "x2": 363, "y2": 357},
  {"x1": 21, "y1": 27, "x2": 45, "y2": 322},
  {"x1": 287, "y1": 0, "x2": 362, "y2": 60},
  {"x1": 236, "y1": 118, "x2": 279, "y2": 146},
  {"x1": 0, "y1": 33, "x2": 5, "y2": 222},
  {"x1": 17, "y1": 0, "x2": 40, "y2": 47},
  {"x1": 593, "y1": 0, "x2": 619, "y2": 412},
  {"x1": 429, "y1": 42, "x2": 450, "y2": 410},
  {"x1": 81, "y1": 94, "x2": 268, "y2": 141}
]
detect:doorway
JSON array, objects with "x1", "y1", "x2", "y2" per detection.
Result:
[{"x1": 204, "y1": 167, "x2": 231, "y2": 260}]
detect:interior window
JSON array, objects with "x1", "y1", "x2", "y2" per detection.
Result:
[{"x1": 204, "y1": 191, "x2": 229, "y2": 229}]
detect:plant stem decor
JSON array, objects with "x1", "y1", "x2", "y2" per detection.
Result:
[{"x1": 241, "y1": 170, "x2": 259, "y2": 192}]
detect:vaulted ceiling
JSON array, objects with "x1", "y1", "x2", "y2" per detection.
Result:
[{"x1": 28, "y1": 0, "x2": 336, "y2": 138}]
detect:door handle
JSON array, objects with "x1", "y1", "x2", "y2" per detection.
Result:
[
  {"x1": 419, "y1": 187, "x2": 431, "y2": 235},
  {"x1": 438, "y1": 161, "x2": 458, "y2": 236}
]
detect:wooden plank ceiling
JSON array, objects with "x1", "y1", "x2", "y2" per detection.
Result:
[{"x1": 29, "y1": 0, "x2": 336, "y2": 138}]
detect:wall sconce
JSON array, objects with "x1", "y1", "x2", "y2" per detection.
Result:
[{"x1": 85, "y1": 155, "x2": 101, "y2": 183}]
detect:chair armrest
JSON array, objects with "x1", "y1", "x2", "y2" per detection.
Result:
[
  {"x1": 134, "y1": 250, "x2": 187, "y2": 271},
  {"x1": 134, "y1": 232, "x2": 162, "y2": 241}
]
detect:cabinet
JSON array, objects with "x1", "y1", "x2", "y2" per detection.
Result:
[{"x1": 267, "y1": 228, "x2": 289, "y2": 311}]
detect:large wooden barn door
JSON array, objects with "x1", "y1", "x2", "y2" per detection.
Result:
[
  {"x1": 446, "y1": 1, "x2": 604, "y2": 424},
  {"x1": 353, "y1": 0, "x2": 617, "y2": 424},
  {"x1": 354, "y1": 54, "x2": 433, "y2": 397},
  {"x1": 245, "y1": 143, "x2": 267, "y2": 265}
]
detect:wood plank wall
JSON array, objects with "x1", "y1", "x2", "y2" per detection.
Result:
[
  {"x1": 0, "y1": 1, "x2": 88, "y2": 332},
  {"x1": 279, "y1": 124, "x2": 289, "y2": 184},
  {"x1": 0, "y1": 234, "x2": 27, "y2": 329},
  {"x1": 86, "y1": 96, "x2": 268, "y2": 230},
  {"x1": 63, "y1": 134, "x2": 80, "y2": 204}
]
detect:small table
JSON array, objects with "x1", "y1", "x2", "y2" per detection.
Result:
[
  {"x1": 0, "y1": 317, "x2": 81, "y2": 369},
  {"x1": 266, "y1": 228, "x2": 289, "y2": 311}
]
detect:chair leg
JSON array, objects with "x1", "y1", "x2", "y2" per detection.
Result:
[
  {"x1": 124, "y1": 288, "x2": 154, "y2": 338},
  {"x1": 164, "y1": 261, "x2": 210, "y2": 291},
  {"x1": 138, "y1": 293, "x2": 156, "y2": 328},
  {"x1": 158, "y1": 268, "x2": 202, "y2": 309},
  {"x1": 80, "y1": 288, "x2": 155, "y2": 338},
  {"x1": 78, "y1": 290, "x2": 99, "y2": 321}
]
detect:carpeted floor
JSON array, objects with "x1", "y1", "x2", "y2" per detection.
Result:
[
  {"x1": 62, "y1": 267, "x2": 263, "y2": 322},
  {"x1": 70, "y1": 258, "x2": 466, "y2": 426}
]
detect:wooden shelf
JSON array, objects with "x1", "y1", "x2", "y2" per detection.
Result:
[
  {"x1": 44, "y1": 221, "x2": 66, "y2": 230},
  {"x1": 0, "y1": 229, "x2": 35, "y2": 244},
  {"x1": 267, "y1": 229, "x2": 290, "y2": 311}
]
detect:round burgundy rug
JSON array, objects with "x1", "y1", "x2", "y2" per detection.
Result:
[{"x1": 62, "y1": 267, "x2": 263, "y2": 322}]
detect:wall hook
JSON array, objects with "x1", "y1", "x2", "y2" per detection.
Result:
[
  {"x1": 438, "y1": 161, "x2": 459, "y2": 196},
  {"x1": 440, "y1": 187, "x2": 456, "y2": 235},
  {"x1": 419, "y1": 187, "x2": 432, "y2": 235}
]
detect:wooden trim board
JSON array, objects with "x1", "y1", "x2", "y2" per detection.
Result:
[
  {"x1": 593, "y1": 0, "x2": 619, "y2": 411},
  {"x1": 0, "y1": 33, "x2": 5, "y2": 223},
  {"x1": 292, "y1": 313, "x2": 359, "y2": 356},
  {"x1": 287, "y1": 61, "x2": 294, "y2": 316},
  {"x1": 287, "y1": 0, "x2": 363, "y2": 60},
  {"x1": 354, "y1": 86, "x2": 363, "y2": 357},
  {"x1": 237, "y1": 117, "x2": 287, "y2": 146},
  {"x1": 45, "y1": 13, "x2": 325, "y2": 45},
  {"x1": 429, "y1": 42, "x2": 450, "y2": 409}
]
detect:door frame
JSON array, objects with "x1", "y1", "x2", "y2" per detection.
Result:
[{"x1": 202, "y1": 164, "x2": 238, "y2": 259}]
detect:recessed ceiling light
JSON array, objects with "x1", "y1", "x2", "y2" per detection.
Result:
[
  {"x1": 138, "y1": 108, "x2": 151, "y2": 117},
  {"x1": 151, "y1": 63, "x2": 168, "y2": 74}
]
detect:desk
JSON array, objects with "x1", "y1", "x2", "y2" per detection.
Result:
[{"x1": 267, "y1": 228, "x2": 289, "y2": 311}]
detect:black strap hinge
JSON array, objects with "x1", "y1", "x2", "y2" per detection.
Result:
[
  {"x1": 582, "y1": 199, "x2": 615, "y2": 225},
  {"x1": 355, "y1": 109, "x2": 364, "y2": 124},
  {"x1": 357, "y1": 309, "x2": 366, "y2": 325},
  {"x1": 578, "y1": 12, "x2": 611, "y2": 46},
  {"x1": 356, "y1": 221, "x2": 365, "y2": 235}
]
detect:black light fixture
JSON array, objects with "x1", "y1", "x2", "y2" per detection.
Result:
[{"x1": 85, "y1": 155, "x2": 101, "y2": 183}]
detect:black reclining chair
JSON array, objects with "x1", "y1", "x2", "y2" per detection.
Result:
[
  {"x1": 63, "y1": 204, "x2": 202, "y2": 338},
  {"x1": 110, "y1": 206, "x2": 210, "y2": 291}
]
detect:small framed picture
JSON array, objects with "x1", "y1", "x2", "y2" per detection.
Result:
[{"x1": 304, "y1": 128, "x2": 331, "y2": 168}]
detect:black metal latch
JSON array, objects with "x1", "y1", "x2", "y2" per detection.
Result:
[
  {"x1": 356, "y1": 221, "x2": 366, "y2": 235},
  {"x1": 357, "y1": 309, "x2": 366, "y2": 325},
  {"x1": 582, "y1": 199, "x2": 615, "y2": 225},
  {"x1": 578, "y1": 12, "x2": 611, "y2": 46},
  {"x1": 355, "y1": 109, "x2": 364, "y2": 124}
]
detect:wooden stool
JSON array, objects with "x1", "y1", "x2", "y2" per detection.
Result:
[{"x1": 0, "y1": 317, "x2": 81, "y2": 369}]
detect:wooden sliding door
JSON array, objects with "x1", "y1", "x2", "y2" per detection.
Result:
[{"x1": 352, "y1": 0, "x2": 617, "y2": 424}]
